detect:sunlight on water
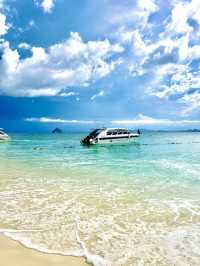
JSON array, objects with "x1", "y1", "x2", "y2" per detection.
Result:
[{"x1": 0, "y1": 132, "x2": 200, "y2": 265}]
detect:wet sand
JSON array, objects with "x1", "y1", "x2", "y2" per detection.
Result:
[{"x1": 0, "y1": 234, "x2": 88, "y2": 266}]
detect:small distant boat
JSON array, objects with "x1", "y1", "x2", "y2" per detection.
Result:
[
  {"x1": 81, "y1": 128, "x2": 140, "y2": 145},
  {"x1": 0, "y1": 129, "x2": 10, "y2": 141}
]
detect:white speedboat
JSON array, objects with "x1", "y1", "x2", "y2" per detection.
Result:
[
  {"x1": 81, "y1": 128, "x2": 140, "y2": 145},
  {"x1": 0, "y1": 129, "x2": 10, "y2": 141}
]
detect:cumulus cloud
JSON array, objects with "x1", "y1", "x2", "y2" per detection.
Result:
[
  {"x1": 34, "y1": 0, "x2": 55, "y2": 13},
  {"x1": 166, "y1": 0, "x2": 200, "y2": 35},
  {"x1": 179, "y1": 92, "x2": 200, "y2": 116},
  {"x1": 116, "y1": 0, "x2": 200, "y2": 115},
  {"x1": 25, "y1": 117, "x2": 97, "y2": 124},
  {"x1": 149, "y1": 63, "x2": 199, "y2": 94},
  {"x1": 0, "y1": 32, "x2": 123, "y2": 97},
  {"x1": 109, "y1": 0, "x2": 158, "y2": 28},
  {"x1": 0, "y1": 13, "x2": 8, "y2": 36},
  {"x1": 0, "y1": 0, "x2": 199, "y2": 117}
]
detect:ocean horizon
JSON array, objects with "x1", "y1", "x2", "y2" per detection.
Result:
[{"x1": 3, "y1": 128, "x2": 200, "y2": 134}]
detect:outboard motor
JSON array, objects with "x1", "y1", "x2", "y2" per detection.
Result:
[
  {"x1": 81, "y1": 135, "x2": 92, "y2": 145},
  {"x1": 81, "y1": 129, "x2": 101, "y2": 145},
  {"x1": 81, "y1": 136, "x2": 90, "y2": 145}
]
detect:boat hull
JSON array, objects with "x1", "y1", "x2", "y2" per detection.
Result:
[
  {"x1": 88, "y1": 135, "x2": 139, "y2": 145},
  {"x1": 0, "y1": 135, "x2": 10, "y2": 141}
]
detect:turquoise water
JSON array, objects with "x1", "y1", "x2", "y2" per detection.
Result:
[{"x1": 0, "y1": 132, "x2": 200, "y2": 265}]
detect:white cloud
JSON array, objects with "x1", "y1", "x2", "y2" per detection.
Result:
[
  {"x1": 18, "y1": 42, "x2": 31, "y2": 50},
  {"x1": 112, "y1": 114, "x2": 200, "y2": 126},
  {"x1": 25, "y1": 114, "x2": 200, "y2": 126},
  {"x1": 124, "y1": 29, "x2": 196, "y2": 71},
  {"x1": 167, "y1": 3, "x2": 192, "y2": 34},
  {"x1": 59, "y1": 91, "x2": 78, "y2": 97},
  {"x1": 149, "y1": 63, "x2": 200, "y2": 102},
  {"x1": 0, "y1": 40, "x2": 19, "y2": 74},
  {"x1": 166, "y1": 0, "x2": 200, "y2": 35},
  {"x1": 34, "y1": 0, "x2": 55, "y2": 13},
  {"x1": 91, "y1": 90, "x2": 105, "y2": 100},
  {"x1": 29, "y1": 19, "x2": 37, "y2": 28},
  {"x1": 0, "y1": 0, "x2": 199, "y2": 118},
  {"x1": 135, "y1": 0, "x2": 158, "y2": 26},
  {"x1": 146, "y1": 62, "x2": 200, "y2": 116},
  {"x1": 101, "y1": 0, "x2": 158, "y2": 37},
  {"x1": 179, "y1": 92, "x2": 200, "y2": 116},
  {"x1": 41, "y1": 0, "x2": 54, "y2": 13},
  {"x1": 115, "y1": 0, "x2": 200, "y2": 115},
  {"x1": 116, "y1": 27, "x2": 135, "y2": 44},
  {"x1": 25, "y1": 117, "x2": 97, "y2": 124},
  {"x1": 131, "y1": 30, "x2": 151, "y2": 56},
  {"x1": 0, "y1": 32, "x2": 123, "y2": 97},
  {"x1": 113, "y1": 0, "x2": 158, "y2": 26},
  {"x1": 0, "y1": 13, "x2": 8, "y2": 36}
]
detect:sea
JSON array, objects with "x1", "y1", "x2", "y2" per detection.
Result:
[{"x1": 0, "y1": 132, "x2": 200, "y2": 266}]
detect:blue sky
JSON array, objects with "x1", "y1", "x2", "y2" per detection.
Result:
[{"x1": 0, "y1": 0, "x2": 200, "y2": 131}]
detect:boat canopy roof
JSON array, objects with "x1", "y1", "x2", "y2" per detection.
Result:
[
  {"x1": 90, "y1": 128, "x2": 128, "y2": 131},
  {"x1": 88, "y1": 128, "x2": 133, "y2": 136},
  {"x1": 106, "y1": 128, "x2": 128, "y2": 131}
]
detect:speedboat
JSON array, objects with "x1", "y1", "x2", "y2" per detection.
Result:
[
  {"x1": 0, "y1": 129, "x2": 10, "y2": 141},
  {"x1": 81, "y1": 128, "x2": 140, "y2": 145}
]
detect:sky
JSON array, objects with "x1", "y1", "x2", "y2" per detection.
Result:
[{"x1": 0, "y1": 0, "x2": 200, "y2": 132}]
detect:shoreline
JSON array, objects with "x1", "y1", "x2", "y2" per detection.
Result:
[{"x1": 0, "y1": 233, "x2": 88, "y2": 266}]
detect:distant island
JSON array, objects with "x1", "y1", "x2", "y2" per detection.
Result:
[
  {"x1": 183, "y1": 129, "x2": 200, "y2": 132},
  {"x1": 52, "y1": 128, "x2": 62, "y2": 134}
]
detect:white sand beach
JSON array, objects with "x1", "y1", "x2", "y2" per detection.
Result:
[{"x1": 0, "y1": 234, "x2": 88, "y2": 266}]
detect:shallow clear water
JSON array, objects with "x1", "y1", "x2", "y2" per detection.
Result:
[{"x1": 0, "y1": 132, "x2": 200, "y2": 265}]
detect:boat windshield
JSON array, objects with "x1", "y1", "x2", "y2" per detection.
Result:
[{"x1": 89, "y1": 129, "x2": 102, "y2": 138}]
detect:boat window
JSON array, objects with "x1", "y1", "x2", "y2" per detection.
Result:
[
  {"x1": 119, "y1": 130, "x2": 125, "y2": 134},
  {"x1": 89, "y1": 129, "x2": 101, "y2": 138},
  {"x1": 0, "y1": 131, "x2": 4, "y2": 135},
  {"x1": 106, "y1": 129, "x2": 130, "y2": 135},
  {"x1": 117, "y1": 129, "x2": 126, "y2": 134}
]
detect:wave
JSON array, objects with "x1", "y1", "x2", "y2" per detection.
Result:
[
  {"x1": 0, "y1": 227, "x2": 107, "y2": 266},
  {"x1": 155, "y1": 159, "x2": 200, "y2": 178},
  {"x1": 75, "y1": 220, "x2": 108, "y2": 266}
]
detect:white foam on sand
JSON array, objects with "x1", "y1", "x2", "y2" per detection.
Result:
[
  {"x1": 163, "y1": 225, "x2": 200, "y2": 266},
  {"x1": 0, "y1": 227, "x2": 107, "y2": 266},
  {"x1": 75, "y1": 220, "x2": 108, "y2": 266},
  {"x1": 0, "y1": 228, "x2": 84, "y2": 257}
]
